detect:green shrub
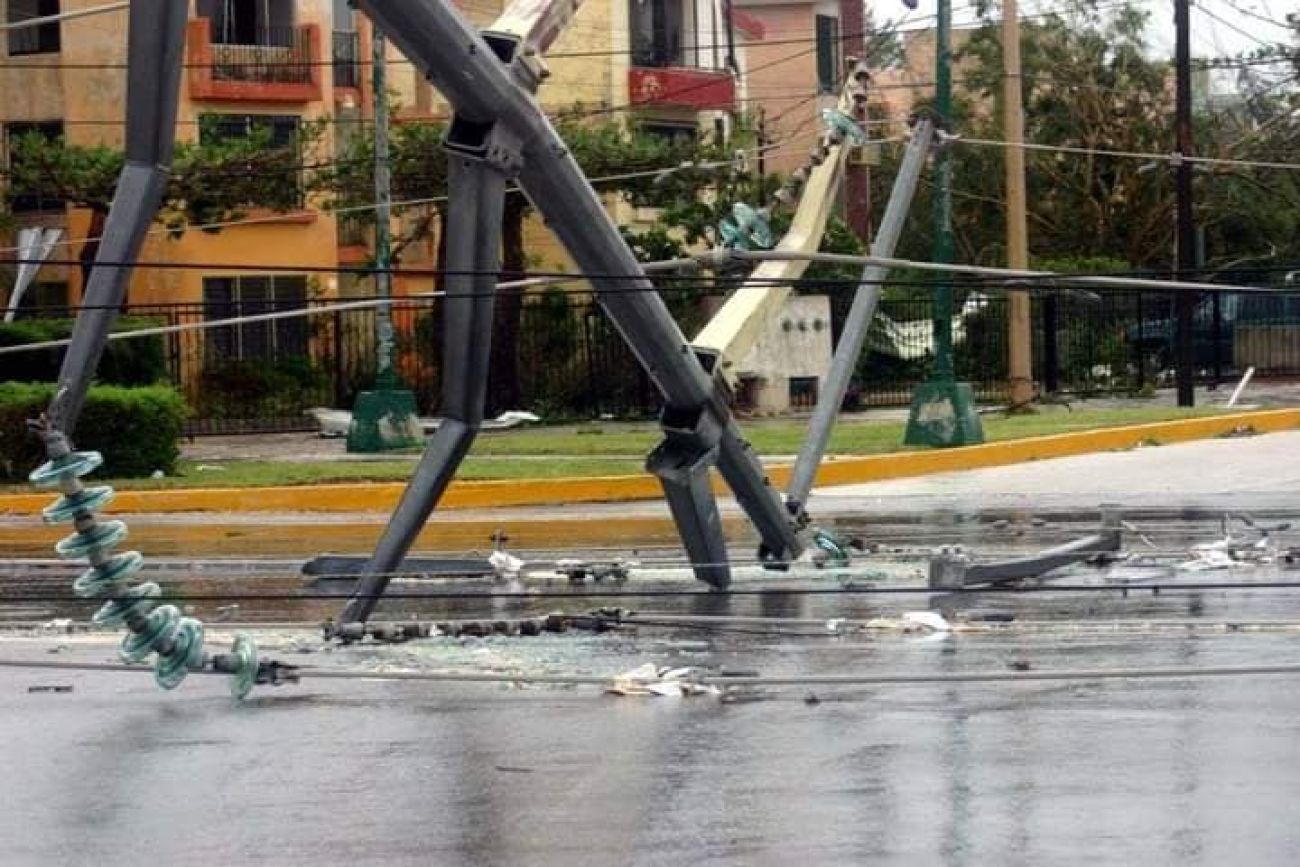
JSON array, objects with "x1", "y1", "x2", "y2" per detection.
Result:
[
  {"x1": 0, "y1": 382, "x2": 186, "y2": 481},
  {"x1": 193, "y1": 356, "x2": 328, "y2": 420},
  {"x1": 0, "y1": 317, "x2": 167, "y2": 386}
]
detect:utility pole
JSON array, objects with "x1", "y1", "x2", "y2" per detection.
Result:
[
  {"x1": 347, "y1": 21, "x2": 422, "y2": 452},
  {"x1": 1002, "y1": 0, "x2": 1033, "y2": 408},
  {"x1": 904, "y1": 0, "x2": 983, "y2": 447},
  {"x1": 839, "y1": 0, "x2": 871, "y2": 242},
  {"x1": 1173, "y1": 0, "x2": 1196, "y2": 407},
  {"x1": 372, "y1": 24, "x2": 395, "y2": 388}
]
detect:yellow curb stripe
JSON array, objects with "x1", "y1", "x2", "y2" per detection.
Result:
[{"x1": 1, "y1": 409, "x2": 1294, "y2": 516}]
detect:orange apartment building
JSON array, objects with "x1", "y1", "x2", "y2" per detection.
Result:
[
  {"x1": 2, "y1": 0, "x2": 766, "y2": 315},
  {"x1": 0, "y1": 0, "x2": 842, "y2": 429},
  {"x1": 737, "y1": 0, "x2": 843, "y2": 175}
]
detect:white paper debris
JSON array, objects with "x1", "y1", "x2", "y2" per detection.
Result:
[
  {"x1": 488, "y1": 549, "x2": 526, "y2": 579},
  {"x1": 606, "y1": 663, "x2": 720, "y2": 697},
  {"x1": 902, "y1": 611, "x2": 952, "y2": 633}
]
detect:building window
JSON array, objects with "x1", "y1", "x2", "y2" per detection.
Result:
[
  {"x1": 639, "y1": 121, "x2": 697, "y2": 145},
  {"x1": 815, "y1": 14, "x2": 840, "y2": 94},
  {"x1": 203, "y1": 275, "x2": 308, "y2": 362},
  {"x1": 7, "y1": 121, "x2": 65, "y2": 213},
  {"x1": 196, "y1": 0, "x2": 294, "y2": 46},
  {"x1": 332, "y1": 0, "x2": 360, "y2": 90},
  {"x1": 630, "y1": 0, "x2": 684, "y2": 68},
  {"x1": 7, "y1": 0, "x2": 60, "y2": 56}
]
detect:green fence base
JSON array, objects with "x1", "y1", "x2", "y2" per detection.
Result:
[
  {"x1": 346, "y1": 389, "x2": 423, "y2": 453},
  {"x1": 903, "y1": 380, "x2": 985, "y2": 448}
]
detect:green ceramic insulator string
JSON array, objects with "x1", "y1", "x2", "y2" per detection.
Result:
[{"x1": 29, "y1": 447, "x2": 260, "y2": 697}]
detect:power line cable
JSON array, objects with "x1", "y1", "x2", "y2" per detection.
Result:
[
  {"x1": 957, "y1": 135, "x2": 1300, "y2": 172},
  {"x1": 3, "y1": 243, "x2": 1297, "y2": 358},
  {"x1": 1211, "y1": 0, "x2": 1297, "y2": 31},
  {"x1": 7, "y1": 656, "x2": 1300, "y2": 690},
  {"x1": 0, "y1": 135, "x2": 809, "y2": 256},
  {"x1": 1197, "y1": 2, "x2": 1287, "y2": 52},
  {"x1": 9, "y1": 579, "x2": 1300, "y2": 602}
]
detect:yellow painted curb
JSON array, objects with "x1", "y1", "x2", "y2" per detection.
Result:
[{"x1": 0, "y1": 408, "x2": 1294, "y2": 516}]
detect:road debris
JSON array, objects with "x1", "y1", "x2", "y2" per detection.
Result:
[{"x1": 606, "y1": 663, "x2": 721, "y2": 697}]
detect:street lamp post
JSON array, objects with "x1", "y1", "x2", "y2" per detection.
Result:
[
  {"x1": 346, "y1": 24, "x2": 423, "y2": 453},
  {"x1": 903, "y1": 0, "x2": 984, "y2": 447}
]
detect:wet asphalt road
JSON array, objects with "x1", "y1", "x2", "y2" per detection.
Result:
[
  {"x1": 6, "y1": 426, "x2": 1300, "y2": 865},
  {"x1": 4, "y1": 561, "x2": 1300, "y2": 867}
]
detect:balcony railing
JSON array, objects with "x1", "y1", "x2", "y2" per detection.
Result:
[
  {"x1": 187, "y1": 19, "x2": 323, "y2": 102},
  {"x1": 209, "y1": 23, "x2": 313, "y2": 84},
  {"x1": 332, "y1": 30, "x2": 361, "y2": 90}
]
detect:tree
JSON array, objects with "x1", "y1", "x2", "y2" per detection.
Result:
[
  {"x1": 321, "y1": 112, "x2": 738, "y2": 412},
  {"x1": 4, "y1": 125, "x2": 307, "y2": 288},
  {"x1": 867, "y1": 0, "x2": 1300, "y2": 279},
  {"x1": 316, "y1": 118, "x2": 447, "y2": 270},
  {"x1": 951, "y1": 2, "x2": 1177, "y2": 268}
]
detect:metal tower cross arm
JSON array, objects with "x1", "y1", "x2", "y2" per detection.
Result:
[
  {"x1": 45, "y1": 0, "x2": 187, "y2": 439},
  {"x1": 786, "y1": 117, "x2": 935, "y2": 511},
  {"x1": 341, "y1": 0, "x2": 800, "y2": 605},
  {"x1": 339, "y1": 151, "x2": 509, "y2": 625}
]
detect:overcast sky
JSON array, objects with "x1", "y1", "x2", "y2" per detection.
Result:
[{"x1": 887, "y1": 0, "x2": 1294, "y2": 62}]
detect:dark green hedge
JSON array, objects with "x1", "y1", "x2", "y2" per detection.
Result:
[
  {"x1": 0, "y1": 317, "x2": 167, "y2": 386},
  {"x1": 0, "y1": 382, "x2": 186, "y2": 481}
]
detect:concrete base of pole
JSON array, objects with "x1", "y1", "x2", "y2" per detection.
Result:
[
  {"x1": 347, "y1": 389, "x2": 423, "y2": 453},
  {"x1": 903, "y1": 379, "x2": 985, "y2": 448}
]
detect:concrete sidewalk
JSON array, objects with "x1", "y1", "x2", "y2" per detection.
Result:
[{"x1": 815, "y1": 428, "x2": 1300, "y2": 516}]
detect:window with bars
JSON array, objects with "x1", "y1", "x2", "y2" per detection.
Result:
[
  {"x1": 202, "y1": 275, "x2": 308, "y2": 362},
  {"x1": 196, "y1": 0, "x2": 295, "y2": 46},
  {"x1": 331, "y1": 0, "x2": 361, "y2": 91},
  {"x1": 7, "y1": 121, "x2": 65, "y2": 213},
  {"x1": 7, "y1": 0, "x2": 60, "y2": 56},
  {"x1": 630, "y1": 0, "x2": 685, "y2": 68},
  {"x1": 815, "y1": 14, "x2": 840, "y2": 94}
]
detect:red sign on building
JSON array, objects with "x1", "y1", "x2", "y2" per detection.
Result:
[{"x1": 628, "y1": 67, "x2": 736, "y2": 111}]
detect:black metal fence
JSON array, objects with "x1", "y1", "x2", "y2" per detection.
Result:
[
  {"x1": 8, "y1": 289, "x2": 1300, "y2": 434},
  {"x1": 842, "y1": 288, "x2": 1300, "y2": 407},
  {"x1": 114, "y1": 296, "x2": 661, "y2": 435}
]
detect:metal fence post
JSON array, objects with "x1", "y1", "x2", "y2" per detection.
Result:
[
  {"x1": 333, "y1": 308, "x2": 346, "y2": 406},
  {"x1": 1134, "y1": 291, "x2": 1145, "y2": 390},
  {"x1": 1211, "y1": 290, "x2": 1223, "y2": 388},
  {"x1": 1042, "y1": 294, "x2": 1059, "y2": 395}
]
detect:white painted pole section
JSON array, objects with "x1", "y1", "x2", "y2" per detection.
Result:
[
  {"x1": 4, "y1": 228, "x2": 61, "y2": 322},
  {"x1": 1227, "y1": 366, "x2": 1255, "y2": 408}
]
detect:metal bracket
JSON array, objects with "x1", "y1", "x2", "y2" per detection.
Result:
[
  {"x1": 340, "y1": 0, "x2": 802, "y2": 616},
  {"x1": 646, "y1": 405, "x2": 730, "y2": 588},
  {"x1": 445, "y1": 114, "x2": 526, "y2": 177},
  {"x1": 929, "y1": 507, "x2": 1124, "y2": 590}
]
